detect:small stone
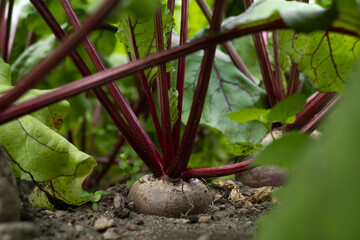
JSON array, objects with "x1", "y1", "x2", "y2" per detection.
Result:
[
  {"x1": 114, "y1": 208, "x2": 130, "y2": 219},
  {"x1": 126, "y1": 223, "x2": 137, "y2": 231},
  {"x1": 237, "y1": 208, "x2": 250, "y2": 216},
  {"x1": 75, "y1": 225, "x2": 84, "y2": 231},
  {"x1": 198, "y1": 215, "x2": 211, "y2": 223},
  {"x1": 55, "y1": 210, "x2": 67, "y2": 217},
  {"x1": 219, "y1": 204, "x2": 226, "y2": 210},
  {"x1": 59, "y1": 224, "x2": 69, "y2": 232},
  {"x1": 44, "y1": 210, "x2": 55, "y2": 215},
  {"x1": 113, "y1": 194, "x2": 126, "y2": 209},
  {"x1": 127, "y1": 202, "x2": 135, "y2": 211},
  {"x1": 103, "y1": 228, "x2": 121, "y2": 240},
  {"x1": 244, "y1": 201, "x2": 253, "y2": 209},
  {"x1": 94, "y1": 217, "x2": 115, "y2": 231},
  {"x1": 135, "y1": 220, "x2": 144, "y2": 225},
  {"x1": 173, "y1": 218, "x2": 190, "y2": 224},
  {"x1": 196, "y1": 234, "x2": 210, "y2": 240},
  {"x1": 206, "y1": 205, "x2": 219, "y2": 213}
]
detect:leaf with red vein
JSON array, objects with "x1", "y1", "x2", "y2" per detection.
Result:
[{"x1": 279, "y1": 30, "x2": 360, "y2": 92}]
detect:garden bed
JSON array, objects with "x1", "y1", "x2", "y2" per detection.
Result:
[{"x1": 13, "y1": 180, "x2": 273, "y2": 240}]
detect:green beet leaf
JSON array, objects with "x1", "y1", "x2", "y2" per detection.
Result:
[
  {"x1": 168, "y1": 87, "x2": 179, "y2": 128},
  {"x1": 227, "y1": 93, "x2": 306, "y2": 129},
  {"x1": 333, "y1": 0, "x2": 360, "y2": 35},
  {"x1": 11, "y1": 35, "x2": 57, "y2": 82},
  {"x1": 266, "y1": 93, "x2": 306, "y2": 124},
  {"x1": 0, "y1": 59, "x2": 96, "y2": 208},
  {"x1": 117, "y1": 3, "x2": 175, "y2": 83},
  {"x1": 227, "y1": 108, "x2": 269, "y2": 124},
  {"x1": 225, "y1": 142, "x2": 262, "y2": 157},
  {"x1": 255, "y1": 133, "x2": 312, "y2": 171},
  {"x1": 279, "y1": 30, "x2": 360, "y2": 93},
  {"x1": 181, "y1": 50, "x2": 268, "y2": 144},
  {"x1": 222, "y1": 0, "x2": 335, "y2": 32}
]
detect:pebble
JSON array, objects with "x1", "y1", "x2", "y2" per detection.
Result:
[
  {"x1": 113, "y1": 194, "x2": 126, "y2": 209},
  {"x1": 94, "y1": 217, "x2": 115, "y2": 231},
  {"x1": 206, "y1": 205, "x2": 220, "y2": 213},
  {"x1": 59, "y1": 224, "x2": 69, "y2": 232},
  {"x1": 219, "y1": 204, "x2": 226, "y2": 210},
  {"x1": 135, "y1": 220, "x2": 144, "y2": 225},
  {"x1": 198, "y1": 215, "x2": 211, "y2": 223},
  {"x1": 0, "y1": 222, "x2": 40, "y2": 240},
  {"x1": 55, "y1": 210, "x2": 67, "y2": 217},
  {"x1": 126, "y1": 223, "x2": 138, "y2": 231},
  {"x1": 103, "y1": 228, "x2": 121, "y2": 240},
  {"x1": 217, "y1": 211, "x2": 227, "y2": 219},
  {"x1": 127, "y1": 202, "x2": 135, "y2": 211},
  {"x1": 173, "y1": 218, "x2": 190, "y2": 224},
  {"x1": 196, "y1": 234, "x2": 210, "y2": 240},
  {"x1": 237, "y1": 208, "x2": 250, "y2": 216},
  {"x1": 114, "y1": 208, "x2": 130, "y2": 219}
]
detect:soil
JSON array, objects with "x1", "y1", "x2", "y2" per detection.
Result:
[{"x1": 10, "y1": 179, "x2": 275, "y2": 240}]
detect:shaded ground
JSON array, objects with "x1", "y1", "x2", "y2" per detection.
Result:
[{"x1": 6, "y1": 179, "x2": 274, "y2": 240}]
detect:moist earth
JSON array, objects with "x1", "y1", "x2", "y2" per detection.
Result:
[{"x1": 3, "y1": 180, "x2": 274, "y2": 240}]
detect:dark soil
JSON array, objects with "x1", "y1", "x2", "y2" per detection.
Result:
[{"x1": 16, "y1": 179, "x2": 274, "y2": 240}]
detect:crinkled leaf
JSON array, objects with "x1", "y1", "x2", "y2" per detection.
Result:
[
  {"x1": 255, "y1": 133, "x2": 312, "y2": 171},
  {"x1": 279, "y1": 30, "x2": 360, "y2": 93},
  {"x1": 168, "y1": 87, "x2": 179, "y2": 128},
  {"x1": 1, "y1": 116, "x2": 96, "y2": 207},
  {"x1": 227, "y1": 108, "x2": 269, "y2": 124},
  {"x1": 11, "y1": 35, "x2": 57, "y2": 82},
  {"x1": 266, "y1": 93, "x2": 306, "y2": 124},
  {"x1": 222, "y1": 0, "x2": 336, "y2": 32},
  {"x1": 0, "y1": 60, "x2": 95, "y2": 208},
  {"x1": 1, "y1": 116, "x2": 96, "y2": 182},
  {"x1": 117, "y1": 3, "x2": 174, "y2": 83},
  {"x1": 182, "y1": 50, "x2": 268, "y2": 144},
  {"x1": 225, "y1": 142, "x2": 262, "y2": 157}
]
